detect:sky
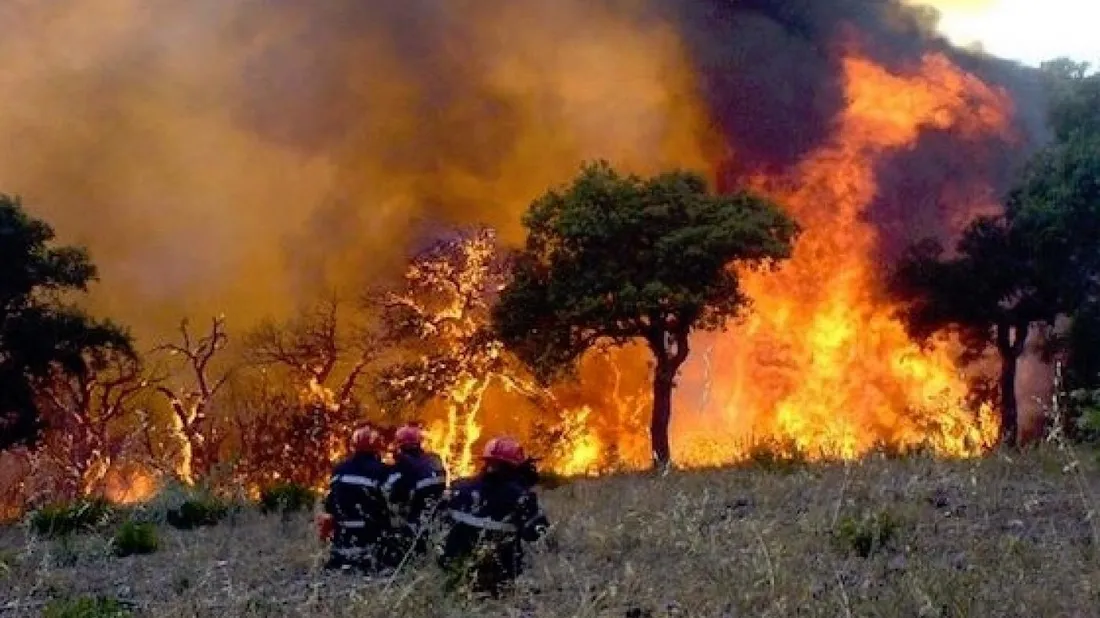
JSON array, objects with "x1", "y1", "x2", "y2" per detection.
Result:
[{"x1": 915, "y1": 0, "x2": 1098, "y2": 67}]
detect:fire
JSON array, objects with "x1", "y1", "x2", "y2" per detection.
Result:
[
  {"x1": 664, "y1": 46, "x2": 1011, "y2": 464},
  {"x1": 103, "y1": 467, "x2": 160, "y2": 505},
  {"x1": 550, "y1": 406, "x2": 603, "y2": 477}
]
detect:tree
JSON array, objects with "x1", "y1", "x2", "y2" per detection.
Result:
[
  {"x1": 1011, "y1": 65, "x2": 1100, "y2": 434},
  {"x1": 153, "y1": 316, "x2": 234, "y2": 484},
  {"x1": 0, "y1": 194, "x2": 132, "y2": 450},
  {"x1": 245, "y1": 295, "x2": 373, "y2": 412},
  {"x1": 240, "y1": 296, "x2": 377, "y2": 486},
  {"x1": 888, "y1": 216, "x2": 1062, "y2": 445},
  {"x1": 493, "y1": 162, "x2": 800, "y2": 468},
  {"x1": 35, "y1": 351, "x2": 157, "y2": 497},
  {"x1": 376, "y1": 227, "x2": 548, "y2": 475},
  {"x1": 891, "y1": 65, "x2": 1100, "y2": 446}
]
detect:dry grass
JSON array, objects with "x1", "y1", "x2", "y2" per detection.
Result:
[{"x1": 3, "y1": 445, "x2": 1100, "y2": 617}]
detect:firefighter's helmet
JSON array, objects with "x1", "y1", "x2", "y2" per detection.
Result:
[
  {"x1": 351, "y1": 425, "x2": 384, "y2": 454},
  {"x1": 481, "y1": 436, "x2": 526, "y2": 466},
  {"x1": 394, "y1": 424, "x2": 425, "y2": 448}
]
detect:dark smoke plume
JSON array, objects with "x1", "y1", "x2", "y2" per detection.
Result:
[{"x1": 0, "y1": 0, "x2": 1047, "y2": 341}]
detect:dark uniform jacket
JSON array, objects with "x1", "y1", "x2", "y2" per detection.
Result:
[
  {"x1": 438, "y1": 469, "x2": 549, "y2": 587},
  {"x1": 387, "y1": 448, "x2": 447, "y2": 530},
  {"x1": 323, "y1": 452, "x2": 397, "y2": 567}
]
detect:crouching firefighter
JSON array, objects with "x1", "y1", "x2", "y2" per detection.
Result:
[
  {"x1": 438, "y1": 436, "x2": 550, "y2": 596},
  {"x1": 385, "y1": 423, "x2": 447, "y2": 557},
  {"x1": 320, "y1": 424, "x2": 399, "y2": 573}
]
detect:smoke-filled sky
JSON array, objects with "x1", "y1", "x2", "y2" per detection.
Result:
[
  {"x1": 0, "y1": 0, "x2": 1049, "y2": 343},
  {"x1": 916, "y1": 0, "x2": 1098, "y2": 66}
]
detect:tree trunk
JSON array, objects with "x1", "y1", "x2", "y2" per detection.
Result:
[
  {"x1": 996, "y1": 320, "x2": 1029, "y2": 447},
  {"x1": 651, "y1": 362, "x2": 674, "y2": 469},
  {"x1": 998, "y1": 348, "x2": 1019, "y2": 447},
  {"x1": 647, "y1": 325, "x2": 690, "y2": 473}
]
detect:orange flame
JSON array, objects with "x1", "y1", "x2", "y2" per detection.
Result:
[
  {"x1": 327, "y1": 42, "x2": 1016, "y2": 479},
  {"x1": 662, "y1": 48, "x2": 1011, "y2": 465},
  {"x1": 103, "y1": 466, "x2": 160, "y2": 505}
]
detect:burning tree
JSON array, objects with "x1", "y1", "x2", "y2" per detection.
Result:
[
  {"x1": 889, "y1": 218, "x2": 1062, "y2": 446},
  {"x1": 494, "y1": 162, "x2": 800, "y2": 469},
  {"x1": 892, "y1": 65, "x2": 1100, "y2": 446},
  {"x1": 152, "y1": 316, "x2": 235, "y2": 484},
  {"x1": 238, "y1": 297, "x2": 376, "y2": 486},
  {"x1": 376, "y1": 226, "x2": 550, "y2": 477},
  {"x1": 32, "y1": 351, "x2": 156, "y2": 499},
  {"x1": 245, "y1": 296, "x2": 372, "y2": 412}
]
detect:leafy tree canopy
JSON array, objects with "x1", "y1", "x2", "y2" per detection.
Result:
[
  {"x1": 0, "y1": 194, "x2": 132, "y2": 450},
  {"x1": 890, "y1": 63, "x2": 1100, "y2": 442},
  {"x1": 494, "y1": 161, "x2": 799, "y2": 464}
]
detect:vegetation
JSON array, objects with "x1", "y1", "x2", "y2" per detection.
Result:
[
  {"x1": 0, "y1": 195, "x2": 133, "y2": 450},
  {"x1": 834, "y1": 510, "x2": 900, "y2": 558},
  {"x1": 42, "y1": 596, "x2": 132, "y2": 618},
  {"x1": 110, "y1": 521, "x2": 158, "y2": 557},
  {"x1": 494, "y1": 162, "x2": 800, "y2": 467},
  {"x1": 165, "y1": 495, "x2": 232, "y2": 530},
  {"x1": 29, "y1": 498, "x2": 116, "y2": 538},
  {"x1": 258, "y1": 483, "x2": 318, "y2": 516},
  {"x1": 889, "y1": 60, "x2": 1100, "y2": 444},
  {"x1": 0, "y1": 448, "x2": 1097, "y2": 616}
]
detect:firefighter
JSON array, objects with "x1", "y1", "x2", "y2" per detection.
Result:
[
  {"x1": 384, "y1": 423, "x2": 447, "y2": 557},
  {"x1": 320, "y1": 424, "x2": 399, "y2": 573},
  {"x1": 438, "y1": 436, "x2": 550, "y2": 596}
]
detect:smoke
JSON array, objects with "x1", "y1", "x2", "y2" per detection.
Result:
[{"x1": 0, "y1": 0, "x2": 1047, "y2": 343}]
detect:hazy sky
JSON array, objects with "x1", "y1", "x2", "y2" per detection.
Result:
[{"x1": 919, "y1": 0, "x2": 1098, "y2": 67}]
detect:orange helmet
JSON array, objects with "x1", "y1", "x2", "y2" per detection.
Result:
[
  {"x1": 481, "y1": 436, "x2": 526, "y2": 466},
  {"x1": 394, "y1": 424, "x2": 425, "y2": 448},
  {"x1": 351, "y1": 425, "x2": 384, "y2": 454}
]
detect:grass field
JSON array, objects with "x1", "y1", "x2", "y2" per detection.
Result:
[{"x1": 2, "y1": 444, "x2": 1099, "y2": 617}]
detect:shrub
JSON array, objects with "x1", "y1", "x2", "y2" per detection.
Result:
[
  {"x1": 111, "y1": 521, "x2": 159, "y2": 557},
  {"x1": 165, "y1": 495, "x2": 230, "y2": 530},
  {"x1": 30, "y1": 498, "x2": 115, "y2": 538},
  {"x1": 258, "y1": 482, "x2": 317, "y2": 515},
  {"x1": 43, "y1": 596, "x2": 132, "y2": 618},
  {"x1": 834, "y1": 510, "x2": 899, "y2": 558}
]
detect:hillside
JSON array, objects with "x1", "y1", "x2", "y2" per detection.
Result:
[{"x1": 2, "y1": 446, "x2": 1099, "y2": 617}]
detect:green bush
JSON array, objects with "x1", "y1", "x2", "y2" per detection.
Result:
[
  {"x1": 834, "y1": 510, "x2": 899, "y2": 558},
  {"x1": 111, "y1": 521, "x2": 159, "y2": 557},
  {"x1": 30, "y1": 498, "x2": 115, "y2": 538},
  {"x1": 43, "y1": 596, "x2": 132, "y2": 618},
  {"x1": 165, "y1": 495, "x2": 230, "y2": 530},
  {"x1": 259, "y1": 482, "x2": 317, "y2": 515}
]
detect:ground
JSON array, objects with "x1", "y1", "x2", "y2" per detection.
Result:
[{"x1": 2, "y1": 445, "x2": 1100, "y2": 617}]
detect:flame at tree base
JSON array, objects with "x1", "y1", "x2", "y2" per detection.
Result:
[{"x1": 420, "y1": 44, "x2": 1011, "y2": 479}]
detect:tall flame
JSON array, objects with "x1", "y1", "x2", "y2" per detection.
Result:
[{"x1": 665, "y1": 47, "x2": 1010, "y2": 465}]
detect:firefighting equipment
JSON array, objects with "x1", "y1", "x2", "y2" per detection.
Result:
[
  {"x1": 481, "y1": 436, "x2": 526, "y2": 466},
  {"x1": 351, "y1": 424, "x2": 385, "y2": 454},
  {"x1": 437, "y1": 456, "x2": 550, "y2": 597},
  {"x1": 394, "y1": 424, "x2": 426, "y2": 449},
  {"x1": 316, "y1": 513, "x2": 335, "y2": 541},
  {"x1": 322, "y1": 446, "x2": 401, "y2": 573}
]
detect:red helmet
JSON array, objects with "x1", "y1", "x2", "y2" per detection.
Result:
[
  {"x1": 481, "y1": 436, "x2": 526, "y2": 466},
  {"x1": 351, "y1": 425, "x2": 384, "y2": 454},
  {"x1": 394, "y1": 424, "x2": 425, "y2": 448},
  {"x1": 316, "y1": 513, "x2": 335, "y2": 541}
]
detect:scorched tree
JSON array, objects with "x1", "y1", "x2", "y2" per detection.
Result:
[{"x1": 493, "y1": 162, "x2": 800, "y2": 469}]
